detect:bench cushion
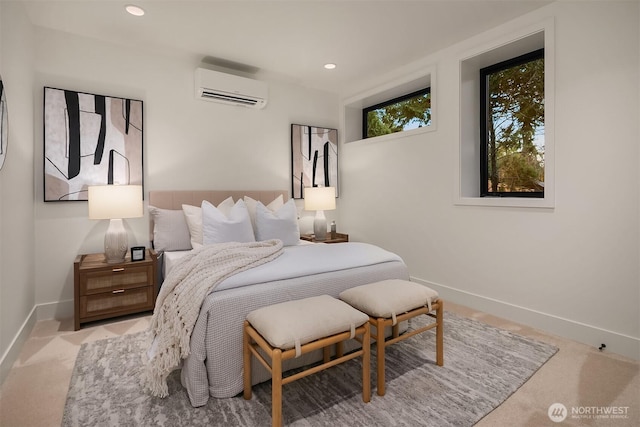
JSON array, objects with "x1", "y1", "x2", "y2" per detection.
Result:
[
  {"x1": 339, "y1": 279, "x2": 439, "y2": 325},
  {"x1": 247, "y1": 295, "x2": 369, "y2": 355}
]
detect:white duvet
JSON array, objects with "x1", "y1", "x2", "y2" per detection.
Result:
[{"x1": 164, "y1": 241, "x2": 403, "y2": 292}]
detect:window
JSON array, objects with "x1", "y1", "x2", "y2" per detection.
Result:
[
  {"x1": 480, "y1": 49, "x2": 544, "y2": 197},
  {"x1": 363, "y1": 88, "x2": 431, "y2": 139}
]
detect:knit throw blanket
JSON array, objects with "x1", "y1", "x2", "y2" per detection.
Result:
[{"x1": 143, "y1": 239, "x2": 284, "y2": 397}]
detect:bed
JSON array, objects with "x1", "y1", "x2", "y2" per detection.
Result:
[{"x1": 148, "y1": 190, "x2": 410, "y2": 406}]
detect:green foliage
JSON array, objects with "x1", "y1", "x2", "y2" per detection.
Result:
[
  {"x1": 487, "y1": 56, "x2": 544, "y2": 193},
  {"x1": 366, "y1": 93, "x2": 431, "y2": 138},
  {"x1": 367, "y1": 110, "x2": 392, "y2": 137}
]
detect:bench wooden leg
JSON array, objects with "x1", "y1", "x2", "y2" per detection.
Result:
[
  {"x1": 362, "y1": 322, "x2": 371, "y2": 403},
  {"x1": 323, "y1": 346, "x2": 330, "y2": 363},
  {"x1": 436, "y1": 300, "x2": 444, "y2": 366},
  {"x1": 272, "y1": 349, "x2": 283, "y2": 427},
  {"x1": 246, "y1": 319, "x2": 371, "y2": 425},
  {"x1": 392, "y1": 323, "x2": 399, "y2": 339},
  {"x1": 243, "y1": 321, "x2": 252, "y2": 400},
  {"x1": 375, "y1": 317, "x2": 386, "y2": 396}
]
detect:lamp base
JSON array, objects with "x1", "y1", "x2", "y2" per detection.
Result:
[
  {"x1": 313, "y1": 210, "x2": 327, "y2": 241},
  {"x1": 104, "y1": 218, "x2": 128, "y2": 264}
]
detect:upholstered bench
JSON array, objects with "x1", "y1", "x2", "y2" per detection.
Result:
[
  {"x1": 339, "y1": 279, "x2": 443, "y2": 396},
  {"x1": 243, "y1": 295, "x2": 371, "y2": 427}
]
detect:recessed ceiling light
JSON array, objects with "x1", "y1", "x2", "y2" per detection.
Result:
[
  {"x1": 324, "y1": 63, "x2": 337, "y2": 70},
  {"x1": 125, "y1": 5, "x2": 145, "y2": 16}
]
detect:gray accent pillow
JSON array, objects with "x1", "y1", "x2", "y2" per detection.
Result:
[{"x1": 148, "y1": 205, "x2": 192, "y2": 251}]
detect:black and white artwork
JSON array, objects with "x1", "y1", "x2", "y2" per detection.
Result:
[
  {"x1": 44, "y1": 87, "x2": 143, "y2": 201},
  {"x1": 291, "y1": 124, "x2": 338, "y2": 199}
]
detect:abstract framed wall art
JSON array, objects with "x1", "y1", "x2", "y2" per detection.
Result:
[
  {"x1": 43, "y1": 87, "x2": 143, "y2": 201},
  {"x1": 291, "y1": 124, "x2": 338, "y2": 199}
]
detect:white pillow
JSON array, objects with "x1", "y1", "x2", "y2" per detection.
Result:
[
  {"x1": 183, "y1": 197, "x2": 233, "y2": 249},
  {"x1": 255, "y1": 199, "x2": 300, "y2": 246},
  {"x1": 202, "y1": 199, "x2": 255, "y2": 245},
  {"x1": 148, "y1": 206, "x2": 192, "y2": 251},
  {"x1": 245, "y1": 195, "x2": 284, "y2": 234}
]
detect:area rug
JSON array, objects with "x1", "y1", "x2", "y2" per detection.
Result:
[{"x1": 62, "y1": 312, "x2": 557, "y2": 426}]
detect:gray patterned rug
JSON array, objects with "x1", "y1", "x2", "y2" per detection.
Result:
[{"x1": 62, "y1": 312, "x2": 557, "y2": 426}]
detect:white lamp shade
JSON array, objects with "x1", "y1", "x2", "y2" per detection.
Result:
[
  {"x1": 303, "y1": 186, "x2": 336, "y2": 211},
  {"x1": 88, "y1": 185, "x2": 143, "y2": 219}
]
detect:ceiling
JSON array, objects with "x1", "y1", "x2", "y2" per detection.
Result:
[{"x1": 21, "y1": 0, "x2": 551, "y2": 93}]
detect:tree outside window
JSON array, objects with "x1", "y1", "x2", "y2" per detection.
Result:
[
  {"x1": 480, "y1": 49, "x2": 544, "y2": 197},
  {"x1": 363, "y1": 88, "x2": 431, "y2": 139}
]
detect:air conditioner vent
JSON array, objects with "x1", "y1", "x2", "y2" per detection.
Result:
[
  {"x1": 200, "y1": 90, "x2": 260, "y2": 106},
  {"x1": 195, "y1": 68, "x2": 268, "y2": 109}
]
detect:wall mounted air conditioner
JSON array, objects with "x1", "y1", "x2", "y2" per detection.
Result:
[{"x1": 195, "y1": 68, "x2": 268, "y2": 109}]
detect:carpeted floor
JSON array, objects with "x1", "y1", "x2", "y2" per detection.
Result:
[{"x1": 61, "y1": 312, "x2": 557, "y2": 426}]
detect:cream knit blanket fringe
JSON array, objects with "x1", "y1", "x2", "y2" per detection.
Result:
[{"x1": 143, "y1": 239, "x2": 284, "y2": 397}]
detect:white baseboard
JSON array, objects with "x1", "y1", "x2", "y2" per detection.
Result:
[
  {"x1": 411, "y1": 276, "x2": 640, "y2": 361},
  {"x1": 0, "y1": 299, "x2": 74, "y2": 386},
  {"x1": 0, "y1": 306, "x2": 37, "y2": 386},
  {"x1": 36, "y1": 298, "x2": 73, "y2": 321}
]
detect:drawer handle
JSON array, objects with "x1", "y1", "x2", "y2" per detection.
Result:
[
  {"x1": 112, "y1": 289, "x2": 125, "y2": 294},
  {"x1": 112, "y1": 268, "x2": 125, "y2": 272}
]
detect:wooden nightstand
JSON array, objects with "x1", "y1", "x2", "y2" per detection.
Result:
[
  {"x1": 74, "y1": 249, "x2": 158, "y2": 330},
  {"x1": 300, "y1": 233, "x2": 349, "y2": 243}
]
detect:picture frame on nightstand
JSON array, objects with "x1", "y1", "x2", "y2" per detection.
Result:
[{"x1": 131, "y1": 246, "x2": 146, "y2": 261}]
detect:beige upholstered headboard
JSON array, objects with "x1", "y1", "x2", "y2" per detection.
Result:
[{"x1": 148, "y1": 189, "x2": 288, "y2": 241}]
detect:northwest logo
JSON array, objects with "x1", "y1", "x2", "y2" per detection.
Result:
[{"x1": 548, "y1": 403, "x2": 568, "y2": 423}]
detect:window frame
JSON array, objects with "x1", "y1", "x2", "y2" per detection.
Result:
[
  {"x1": 362, "y1": 87, "x2": 431, "y2": 139},
  {"x1": 479, "y1": 48, "x2": 545, "y2": 198}
]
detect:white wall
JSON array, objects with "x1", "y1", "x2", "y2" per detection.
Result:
[
  {"x1": 0, "y1": 1, "x2": 36, "y2": 383},
  {"x1": 30, "y1": 27, "x2": 339, "y2": 314},
  {"x1": 340, "y1": 2, "x2": 639, "y2": 358}
]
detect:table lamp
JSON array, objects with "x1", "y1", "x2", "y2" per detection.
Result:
[
  {"x1": 303, "y1": 186, "x2": 336, "y2": 241},
  {"x1": 88, "y1": 184, "x2": 143, "y2": 264}
]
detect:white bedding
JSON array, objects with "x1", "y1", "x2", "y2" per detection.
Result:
[
  {"x1": 164, "y1": 241, "x2": 402, "y2": 292},
  {"x1": 175, "y1": 241, "x2": 409, "y2": 405},
  {"x1": 147, "y1": 190, "x2": 411, "y2": 405},
  {"x1": 163, "y1": 239, "x2": 311, "y2": 278},
  {"x1": 163, "y1": 239, "x2": 312, "y2": 277}
]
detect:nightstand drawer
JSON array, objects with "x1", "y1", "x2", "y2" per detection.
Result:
[
  {"x1": 81, "y1": 265, "x2": 152, "y2": 295},
  {"x1": 80, "y1": 286, "x2": 154, "y2": 318}
]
